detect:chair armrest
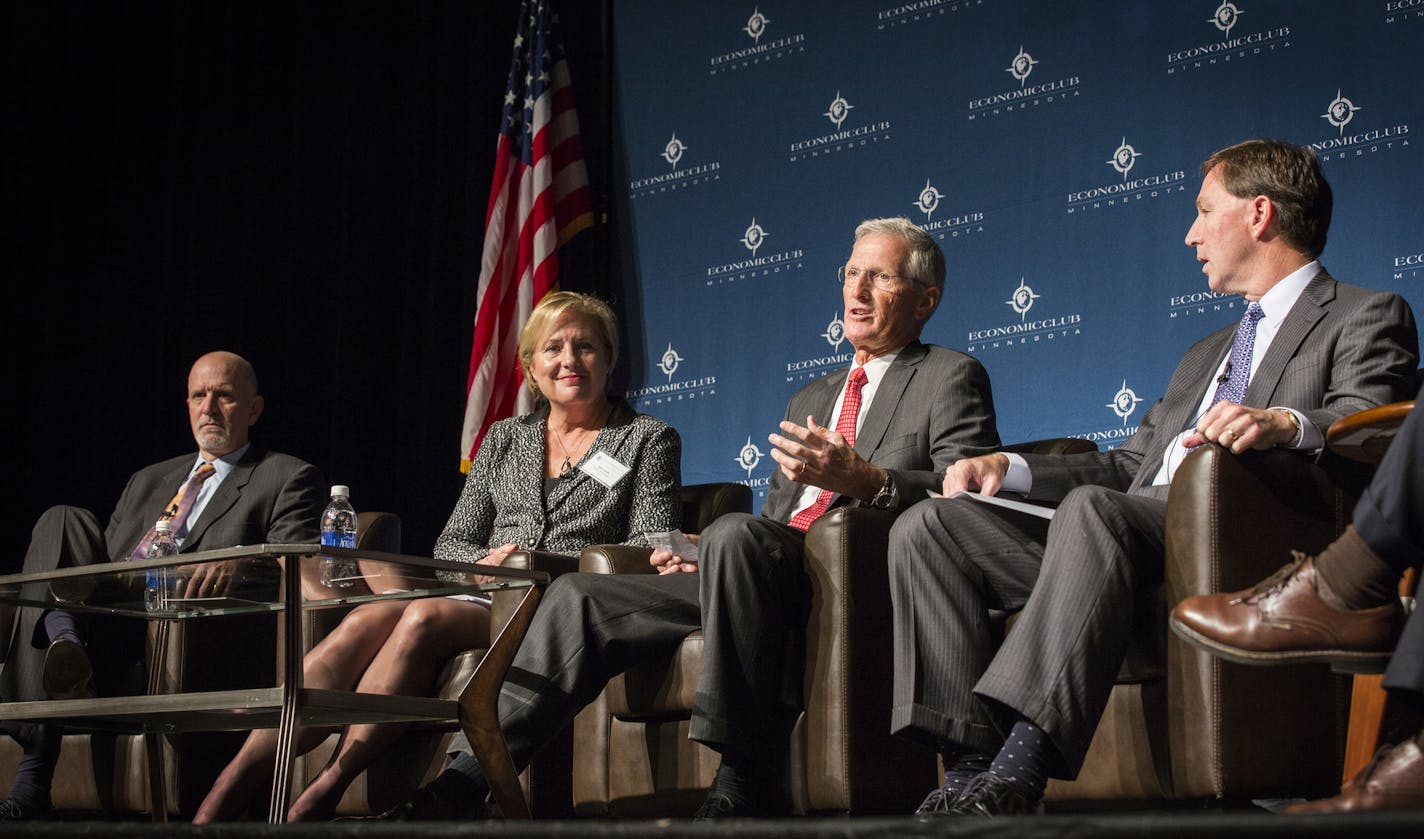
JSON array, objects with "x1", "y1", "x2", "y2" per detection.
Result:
[
  {"x1": 491, "y1": 550, "x2": 580, "y2": 639},
  {"x1": 500, "y1": 549, "x2": 581, "y2": 578},
  {"x1": 800, "y1": 505, "x2": 935, "y2": 811},
  {"x1": 1002, "y1": 437, "x2": 1099, "y2": 456},
  {"x1": 1165, "y1": 445, "x2": 1354, "y2": 601},
  {"x1": 356, "y1": 511, "x2": 402, "y2": 553},
  {"x1": 579, "y1": 545, "x2": 657, "y2": 575},
  {"x1": 1164, "y1": 444, "x2": 1354, "y2": 799}
]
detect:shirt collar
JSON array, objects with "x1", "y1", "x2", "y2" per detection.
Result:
[
  {"x1": 853, "y1": 352, "x2": 898, "y2": 388},
  {"x1": 1255, "y1": 260, "x2": 1319, "y2": 322},
  {"x1": 192, "y1": 443, "x2": 249, "y2": 481}
]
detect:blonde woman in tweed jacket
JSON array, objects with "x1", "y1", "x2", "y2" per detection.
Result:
[{"x1": 196, "y1": 292, "x2": 681, "y2": 822}]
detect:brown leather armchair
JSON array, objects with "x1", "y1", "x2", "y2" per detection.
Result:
[
  {"x1": 1046, "y1": 445, "x2": 1361, "y2": 802},
  {"x1": 571, "y1": 445, "x2": 1094, "y2": 817}
]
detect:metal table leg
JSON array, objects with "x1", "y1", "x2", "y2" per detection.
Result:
[
  {"x1": 457, "y1": 583, "x2": 543, "y2": 820},
  {"x1": 267, "y1": 554, "x2": 305, "y2": 824}
]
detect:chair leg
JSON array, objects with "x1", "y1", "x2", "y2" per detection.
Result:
[{"x1": 1342, "y1": 568, "x2": 1420, "y2": 784}]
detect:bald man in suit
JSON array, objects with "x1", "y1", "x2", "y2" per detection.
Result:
[
  {"x1": 891, "y1": 139, "x2": 1419, "y2": 817},
  {"x1": 0, "y1": 351, "x2": 325, "y2": 821}
]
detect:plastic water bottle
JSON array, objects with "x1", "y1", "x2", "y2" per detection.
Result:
[
  {"x1": 319, "y1": 485, "x2": 359, "y2": 588},
  {"x1": 144, "y1": 520, "x2": 179, "y2": 612}
]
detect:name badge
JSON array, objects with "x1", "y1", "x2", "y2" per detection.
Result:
[{"x1": 580, "y1": 450, "x2": 631, "y2": 488}]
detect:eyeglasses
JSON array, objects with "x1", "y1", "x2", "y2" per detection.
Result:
[{"x1": 838, "y1": 264, "x2": 917, "y2": 291}]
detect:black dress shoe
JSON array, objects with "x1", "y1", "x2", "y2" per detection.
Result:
[
  {"x1": 946, "y1": 771, "x2": 1035, "y2": 817},
  {"x1": 0, "y1": 797, "x2": 53, "y2": 821},
  {"x1": 358, "y1": 785, "x2": 487, "y2": 821},
  {"x1": 914, "y1": 783, "x2": 961, "y2": 815},
  {"x1": 693, "y1": 791, "x2": 769, "y2": 820},
  {"x1": 42, "y1": 638, "x2": 94, "y2": 700}
]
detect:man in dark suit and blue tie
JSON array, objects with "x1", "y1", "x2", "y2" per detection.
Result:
[
  {"x1": 889, "y1": 139, "x2": 1419, "y2": 817},
  {"x1": 0, "y1": 351, "x2": 325, "y2": 821}
]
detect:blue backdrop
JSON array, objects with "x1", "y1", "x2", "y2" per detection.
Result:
[{"x1": 605, "y1": 0, "x2": 1422, "y2": 510}]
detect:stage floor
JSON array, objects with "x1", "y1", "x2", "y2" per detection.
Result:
[{"x1": 6, "y1": 811, "x2": 1424, "y2": 838}]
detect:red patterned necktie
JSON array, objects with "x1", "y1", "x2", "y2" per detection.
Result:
[
  {"x1": 128, "y1": 462, "x2": 217, "y2": 560},
  {"x1": 789, "y1": 366, "x2": 869, "y2": 531}
]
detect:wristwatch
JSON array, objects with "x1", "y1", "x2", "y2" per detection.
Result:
[{"x1": 869, "y1": 471, "x2": 899, "y2": 510}]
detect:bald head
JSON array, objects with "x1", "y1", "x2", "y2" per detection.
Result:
[{"x1": 187, "y1": 351, "x2": 263, "y2": 459}]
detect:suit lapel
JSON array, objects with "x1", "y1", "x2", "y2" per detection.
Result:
[
  {"x1": 1127, "y1": 328, "x2": 1233, "y2": 489},
  {"x1": 517, "y1": 410, "x2": 556, "y2": 511},
  {"x1": 182, "y1": 450, "x2": 256, "y2": 551},
  {"x1": 853, "y1": 342, "x2": 925, "y2": 458},
  {"x1": 1243, "y1": 269, "x2": 1333, "y2": 407}
]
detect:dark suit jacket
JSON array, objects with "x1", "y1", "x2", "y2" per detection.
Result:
[
  {"x1": 101, "y1": 446, "x2": 325, "y2": 561},
  {"x1": 1020, "y1": 268, "x2": 1419, "y2": 501},
  {"x1": 760, "y1": 341, "x2": 1002, "y2": 522}
]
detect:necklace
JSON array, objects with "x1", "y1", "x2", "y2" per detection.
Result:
[{"x1": 550, "y1": 405, "x2": 612, "y2": 478}]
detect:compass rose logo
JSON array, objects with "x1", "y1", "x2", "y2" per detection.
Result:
[
  {"x1": 657, "y1": 343, "x2": 685, "y2": 381},
  {"x1": 661, "y1": 132, "x2": 687, "y2": 167},
  {"x1": 1208, "y1": 2, "x2": 1244, "y2": 37},
  {"x1": 734, "y1": 436, "x2": 765, "y2": 477},
  {"x1": 822, "y1": 314, "x2": 847, "y2": 352},
  {"x1": 1004, "y1": 278, "x2": 1041, "y2": 321},
  {"x1": 1106, "y1": 379, "x2": 1145, "y2": 425},
  {"x1": 1320, "y1": 89, "x2": 1361, "y2": 135},
  {"x1": 741, "y1": 219, "x2": 768, "y2": 256},
  {"x1": 743, "y1": 7, "x2": 770, "y2": 43},
  {"x1": 913, "y1": 179, "x2": 946, "y2": 220},
  {"x1": 824, "y1": 92, "x2": 855, "y2": 129},
  {"x1": 1005, "y1": 46, "x2": 1038, "y2": 87},
  {"x1": 1107, "y1": 137, "x2": 1142, "y2": 180}
]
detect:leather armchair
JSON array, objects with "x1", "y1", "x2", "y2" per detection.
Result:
[
  {"x1": 1046, "y1": 445, "x2": 1360, "y2": 802},
  {"x1": 568, "y1": 482, "x2": 752, "y2": 817},
  {"x1": 570, "y1": 449, "x2": 1094, "y2": 817}
]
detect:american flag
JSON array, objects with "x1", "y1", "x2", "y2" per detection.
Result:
[{"x1": 460, "y1": 0, "x2": 592, "y2": 471}]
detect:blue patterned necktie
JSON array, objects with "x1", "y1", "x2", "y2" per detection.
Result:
[{"x1": 1209, "y1": 302, "x2": 1264, "y2": 408}]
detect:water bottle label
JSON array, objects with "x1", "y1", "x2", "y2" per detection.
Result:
[{"x1": 321, "y1": 531, "x2": 357, "y2": 549}]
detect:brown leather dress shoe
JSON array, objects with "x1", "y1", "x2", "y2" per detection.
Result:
[
  {"x1": 1169, "y1": 554, "x2": 1402, "y2": 674},
  {"x1": 1285, "y1": 737, "x2": 1424, "y2": 814}
]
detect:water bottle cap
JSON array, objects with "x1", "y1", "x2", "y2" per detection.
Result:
[
  {"x1": 155, "y1": 520, "x2": 172, "y2": 533},
  {"x1": 330, "y1": 485, "x2": 350, "y2": 497}
]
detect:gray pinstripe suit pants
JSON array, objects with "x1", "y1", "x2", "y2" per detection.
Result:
[{"x1": 889, "y1": 485, "x2": 1167, "y2": 777}]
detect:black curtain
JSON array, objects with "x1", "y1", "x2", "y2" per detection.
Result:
[{"x1": 2, "y1": 1, "x2": 613, "y2": 568}]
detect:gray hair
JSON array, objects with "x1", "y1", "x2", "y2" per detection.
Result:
[{"x1": 852, "y1": 217, "x2": 946, "y2": 290}]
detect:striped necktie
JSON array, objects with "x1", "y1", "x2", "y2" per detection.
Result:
[{"x1": 128, "y1": 462, "x2": 217, "y2": 560}]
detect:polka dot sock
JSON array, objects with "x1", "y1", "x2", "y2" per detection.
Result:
[
  {"x1": 987, "y1": 719, "x2": 1051, "y2": 805},
  {"x1": 942, "y1": 749, "x2": 993, "y2": 793}
]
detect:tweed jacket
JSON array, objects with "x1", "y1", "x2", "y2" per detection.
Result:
[{"x1": 434, "y1": 401, "x2": 681, "y2": 564}]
